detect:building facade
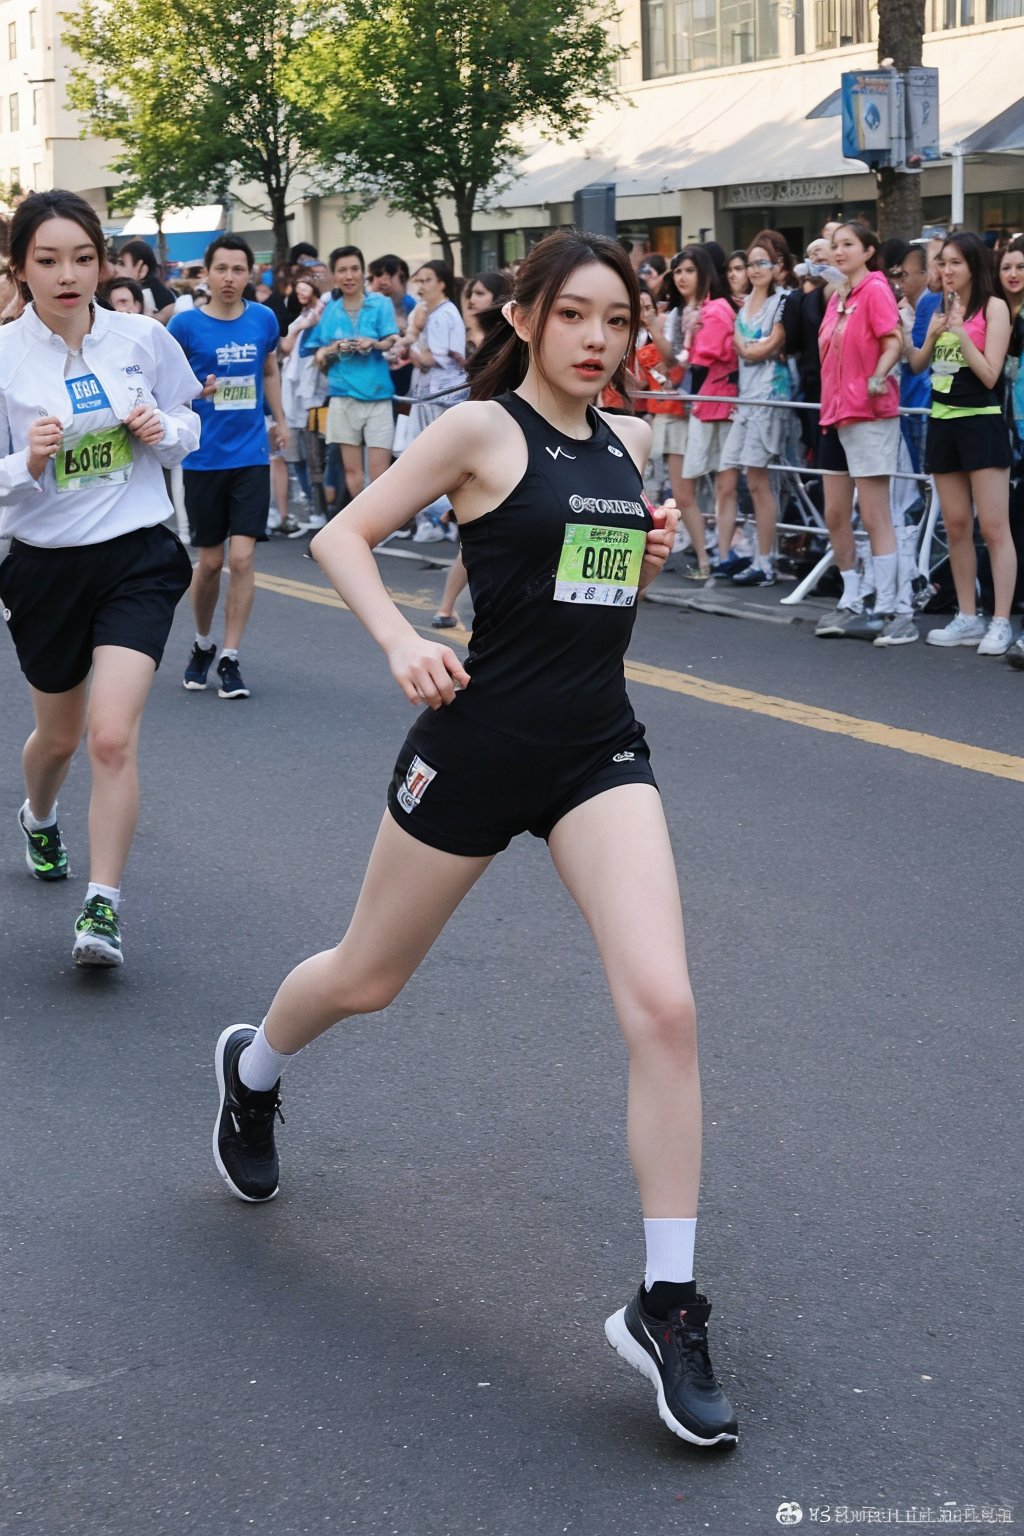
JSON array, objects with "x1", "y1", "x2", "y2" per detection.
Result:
[{"x1": 4, "y1": 0, "x2": 1023, "y2": 268}]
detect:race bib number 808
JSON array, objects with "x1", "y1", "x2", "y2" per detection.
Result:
[{"x1": 554, "y1": 523, "x2": 646, "y2": 606}]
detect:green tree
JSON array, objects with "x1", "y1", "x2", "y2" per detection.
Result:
[
  {"x1": 288, "y1": 0, "x2": 628, "y2": 273},
  {"x1": 875, "y1": 0, "x2": 927, "y2": 239},
  {"x1": 62, "y1": 0, "x2": 339, "y2": 260}
]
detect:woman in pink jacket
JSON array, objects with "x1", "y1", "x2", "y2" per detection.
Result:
[
  {"x1": 682, "y1": 280, "x2": 743, "y2": 577},
  {"x1": 814, "y1": 223, "x2": 910, "y2": 646}
]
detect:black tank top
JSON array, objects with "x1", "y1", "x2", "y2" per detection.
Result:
[{"x1": 454, "y1": 391, "x2": 653, "y2": 747}]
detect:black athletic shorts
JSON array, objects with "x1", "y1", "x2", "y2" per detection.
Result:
[
  {"x1": 924, "y1": 414, "x2": 1011, "y2": 475},
  {"x1": 815, "y1": 426, "x2": 849, "y2": 474},
  {"x1": 183, "y1": 464, "x2": 270, "y2": 546},
  {"x1": 387, "y1": 706, "x2": 658, "y2": 857},
  {"x1": 0, "y1": 523, "x2": 192, "y2": 694}
]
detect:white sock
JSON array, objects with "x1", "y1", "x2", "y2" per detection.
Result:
[
  {"x1": 221, "y1": 647, "x2": 239, "y2": 662},
  {"x1": 839, "y1": 568, "x2": 862, "y2": 609},
  {"x1": 873, "y1": 551, "x2": 898, "y2": 616},
  {"x1": 756, "y1": 553, "x2": 774, "y2": 575},
  {"x1": 238, "y1": 1019, "x2": 294, "y2": 1092},
  {"x1": 85, "y1": 882, "x2": 120, "y2": 910},
  {"x1": 643, "y1": 1217, "x2": 697, "y2": 1289},
  {"x1": 195, "y1": 633, "x2": 214, "y2": 650},
  {"x1": 22, "y1": 798, "x2": 58, "y2": 831}
]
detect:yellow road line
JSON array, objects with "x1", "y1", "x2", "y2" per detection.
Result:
[{"x1": 255, "y1": 571, "x2": 1024, "y2": 784}]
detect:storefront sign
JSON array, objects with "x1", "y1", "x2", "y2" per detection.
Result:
[{"x1": 721, "y1": 178, "x2": 842, "y2": 208}]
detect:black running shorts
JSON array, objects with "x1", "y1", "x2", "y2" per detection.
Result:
[
  {"x1": 184, "y1": 464, "x2": 271, "y2": 546},
  {"x1": 924, "y1": 414, "x2": 1011, "y2": 475},
  {"x1": 387, "y1": 706, "x2": 658, "y2": 857},
  {"x1": 0, "y1": 523, "x2": 193, "y2": 694}
]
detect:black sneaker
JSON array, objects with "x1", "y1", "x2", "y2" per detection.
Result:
[
  {"x1": 183, "y1": 642, "x2": 217, "y2": 690},
  {"x1": 213, "y1": 1025, "x2": 282, "y2": 1202},
  {"x1": 72, "y1": 896, "x2": 123, "y2": 967},
  {"x1": 605, "y1": 1284, "x2": 738, "y2": 1447},
  {"x1": 19, "y1": 804, "x2": 69, "y2": 880},
  {"x1": 216, "y1": 656, "x2": 250, "y2": 699}
]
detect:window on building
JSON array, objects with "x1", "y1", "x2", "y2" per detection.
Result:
[
  {"x1": 987, "y1": 0, "x2": 1024, "y2": 17},
  {"x1": 814, "y1": 0, "x2": 874, "y2": 47},
  {"x1": 33, "y1": 88, "x2": 41, "y2": 126},
  {"x1": 28, "y1": 9, "x2": 38, "y2": 47},
  {"x1": 9, "y1": 94, "x2": 19, "y2": 133},
  {"x1": 33, "y1": 163, "x2": 42, "y2": 188},
  {"x1": 642, "y1": 0, "x2": 778, "y2": 76},
  {"x1": 7, "y1": 20, "x2": 16, "y2": 59}
]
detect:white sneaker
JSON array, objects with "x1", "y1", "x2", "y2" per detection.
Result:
[
  {"x1": 977, "y1": 617, "x2": 1013, "y2": 656},
  {"x1": 925, "y1": 612, "x2": 987, "y2": 648},
  {"x1": 302, "y1": 513, "x2": 327, "y2": 531},
  {"x1": 411, "y1": 523, "x2": 446, "y2": 543}
]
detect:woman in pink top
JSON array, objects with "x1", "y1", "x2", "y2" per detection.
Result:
[
  {"x1": 815, "y1": 223, "x2": 909, "y2": 646},
  {"x1": 682, "y1": 284, "x2": 742, "y2": 577}
]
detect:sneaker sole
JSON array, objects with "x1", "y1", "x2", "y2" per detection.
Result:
[
  {"x1": 604, "y1": 1308, "x2": 738, "y2": 1449},
  {"x1": 217, "y1": 687, "x2": 250, "y2": 699},
  {"x1": 977, "y1": 644, "x2": 1011, "y2": 656},
  {"x1": 183, "y1": 679, "x2": 209, "y2": 690},
  {"x1": 73, "y1": 935, "x2": 123, "y2": 967},
  {"x1": 212, "y1": 1025, "x2": 278, "y2": 1203},
  {"x1": 873, "y1": 632, "x2": 919, "y2": 647},
  {"x1": 924, "y1": 634, "x2": 985, "y2": 647}
]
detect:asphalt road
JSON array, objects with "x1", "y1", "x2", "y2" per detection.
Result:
[{"x1": 1, "y1": 534, "x2": 1020, "y2": 1536}]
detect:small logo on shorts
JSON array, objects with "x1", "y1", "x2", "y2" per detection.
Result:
[
  {"x1": 612, "y1": 750, "x2": 635, "y2": 762},
  {"x1": 607, "y1": 444, "x2": 623, "y2": 457},
  {"x1": 397, "y1": 754, "x2": 437, "y2": 814}
]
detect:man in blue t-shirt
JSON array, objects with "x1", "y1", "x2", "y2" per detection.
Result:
[
  {"x1": 897, "y1": 242, "x2": 942, "y2": 474},
  {"x1": 168, "y1": 234, "x2": 289, "y2": 699},
  {"x1": 302, "y1": 245, "x2": 399, "y2": 503}
]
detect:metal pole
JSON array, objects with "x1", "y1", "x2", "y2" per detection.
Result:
[{"x1": 951, "y1": 143, "x2": 964, "y2": 227}]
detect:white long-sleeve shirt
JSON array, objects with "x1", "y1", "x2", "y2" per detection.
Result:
[{"x1": 0, "y1": 302, "x2": 202, "y2": 548}]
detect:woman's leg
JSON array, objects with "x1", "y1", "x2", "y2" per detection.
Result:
[
  {"x1": 745, "y1": 466, "x2": 778, "y2": 566},
  {"x1": 434, "y1": 552, "x2": 468, "y2": 623},
  {"x1": 23, "y1": 679, "x2": 89, "y2": 820},
  {"x1": 971, "y1": 466, "x2": 1015, "y2": 619},
  {"x1": 714, "y1": 467, "x2": 739, "y2": 556},
  {"x1": 855, "y1": 474, "x2": 898, "y2": 614},
  {"x1": 84, "y1": 645, "x2": 158, "y2": 888},
  {"x1": 262, "y1": 813, "x2": 494, "y2": 1053},
  {"x1": 667, "y1": 455, "x2": 707, "y2": 567},
  {"x1": 934, "y1": 472, "x2": 978, "y2": 612},
  {"x1": 548, "y1": 784, "x2": 700, "y2": 1217},
  {"x1": 822, "y1": 471, "x2": 856, "y2": 572}
]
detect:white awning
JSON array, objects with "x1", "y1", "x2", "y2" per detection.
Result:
[
  {"x1": 119, "y1": 204, "x2": 224, "y2": 236},
  {"x1": 506, "y1": 30, "x2": 1024, "y2": 208}
]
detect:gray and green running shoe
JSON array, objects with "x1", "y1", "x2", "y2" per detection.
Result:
[
  {"x1": 19, "y1": 804, "x2": 69, "y2": 881},
  {"x1": 72, "y1": 897, "x2": 123, "y2": 968}
]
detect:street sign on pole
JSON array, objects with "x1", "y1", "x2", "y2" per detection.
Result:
[
  {"x1": 905, "y1": 67, "x2": 941, "y2": 164},
  {"x1": 841, "y1": 71, "x2": 894, "y2": 167}
]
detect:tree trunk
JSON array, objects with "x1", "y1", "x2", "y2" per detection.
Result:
[
  {"x1": 270, "y1": 184, "x2": 290, "y2": 263},
  {"x1": 456, "y1": 196, "x2": 476, "y2": 278},
  {"x1": 876, "y1": 0, "x2": 926, "y2": 239}
]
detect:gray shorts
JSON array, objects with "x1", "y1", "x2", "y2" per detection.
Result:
[
  {"x1": 682, "y1": 416, "x2": 731, "y2": 478},
  {"x1": 836, "y1": 416, "x2": 901, "y2": 478},
  {"x1": 719, "y1": 404, "x2": 793, "y2": 470}
]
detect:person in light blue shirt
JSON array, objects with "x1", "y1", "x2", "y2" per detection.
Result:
[
  {"x1": 301, "y1": 246, "x2": 399, "y2": 501},
  {"x1": 897, "y1": 244, "x2": 941, "y2": 473}
]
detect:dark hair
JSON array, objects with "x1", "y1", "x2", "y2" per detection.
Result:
[
  {"x1": 702, "y1": 240, "x2": 728, "y2": 282},
  {"x1": 116, "y1": 238, "x2": 158, "y2": 276},
  {"x1": 748, "y1": 229, "x2": 796, "y2": 286},
  {"x1": 415, "y1": 259, "x2": 458, "y2": 303},
  {"x1": 328, "y1": 244, "x2": 365, "y2": 272},
  {"x1": 880, "y1": 236, "x2": 910, "y2": 270},
  {"x1": 465, "y1": 270, "x2": 512, "y2": 308},
  {"x1": 642, "y1": 252, "x2": 667, "y2": 275},
  {"x1": 8, "y1": 189, "x2": 107, "y2": 299},
  {"x1": 368, "y1": 253, "x2": 410, "y2": 283},
  {"x1": 940, "y1": 230, "x2": 997, "y2": 320},
  {"x1": 204, "y1": 233, "x2": 255, "y2": 269},
  {"x1": 100, "y1": 275, "x2": 145, "y2": 310},
  {"x1": 289, "y1": 241, "x2": 318, "y2": 264},
  {"x1": 664, "y1": 245, "x2": 725, "y2": 312},
  {"x1": 292, "y1": 271, "x2": 319, "y2": 303},
  {"x1": 832, "y1": 222, "x2": 882, "y2": 271},
  {"x1": 902, "y1": 244, "x2": 928, "y2": 273},
  {"x1": 468, "y1": 229, "x2": 640, "y2": 403}
]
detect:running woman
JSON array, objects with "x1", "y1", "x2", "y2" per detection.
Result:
[
  {"x1": 211, "y1": 231, "x2": 738, "y2": 1450},
  {"x1": 908, "y1": 232, "x2": 1014, "y2": 656},
  {"x1": 812, "y1": 222, "x2": 912, "y2": 646},
  {"x1": 0, "y1": 190, "x2": 200, "y2": 966}
]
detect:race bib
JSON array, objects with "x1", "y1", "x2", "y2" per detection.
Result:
[
  {"x1": 554, "y1": 523, "x2": 646, "y2": 606},
  {"x1": 54, "y1": 424, "x2": 133, "y2": 493},
  {"x1": 930, "y1": 331, "x2": 963, "y2": 394},
  {"x1": 213, "y1": 374, "x2": 257, "y2": 410}
]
